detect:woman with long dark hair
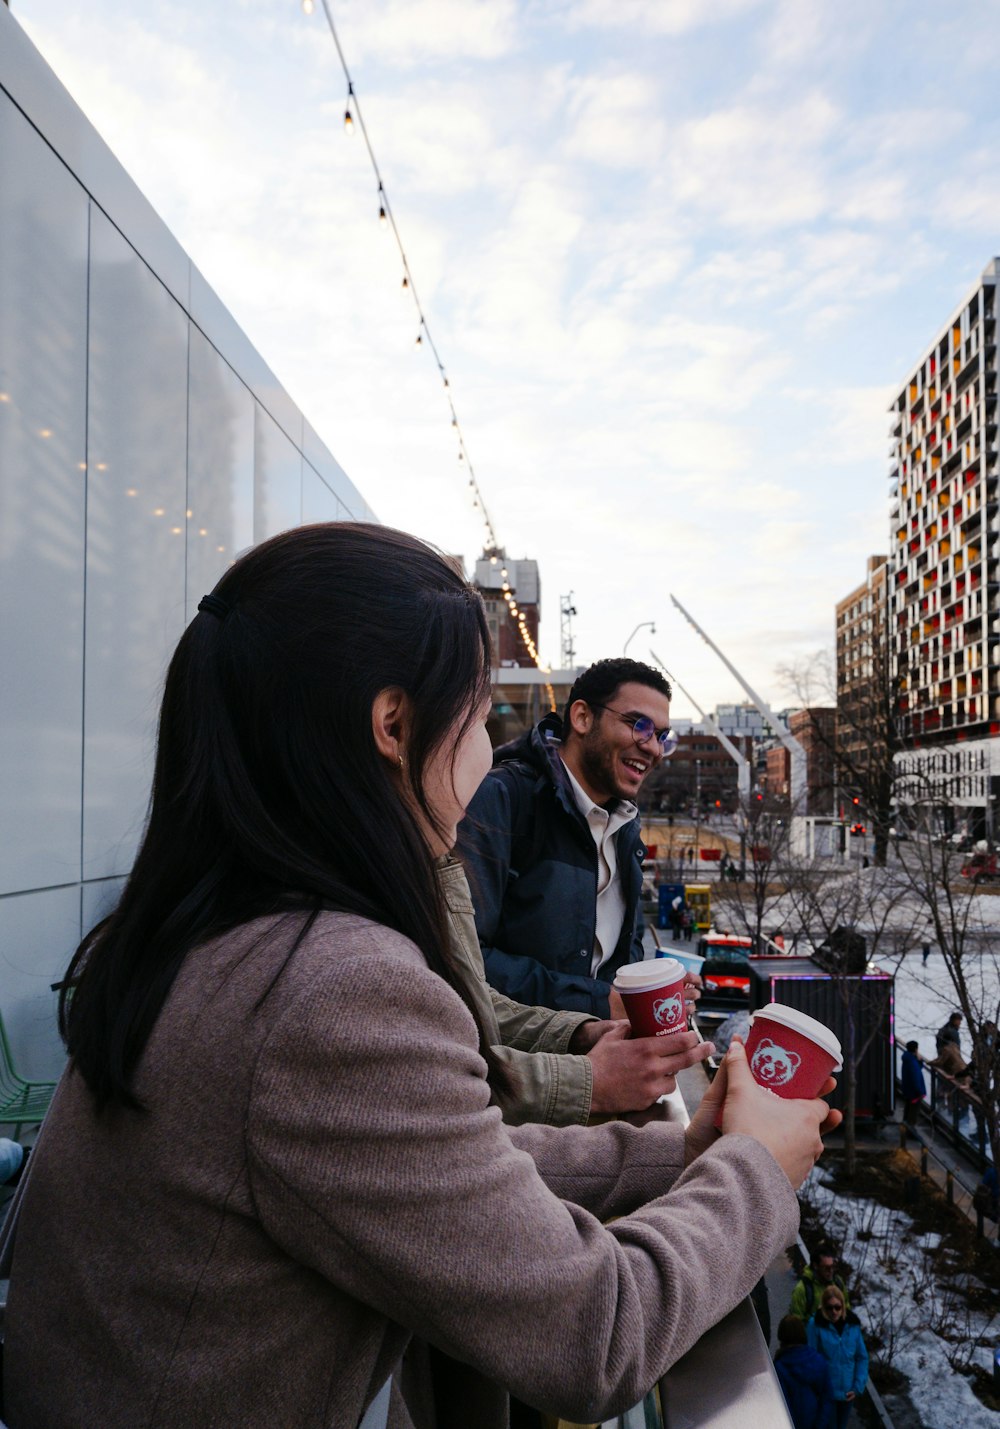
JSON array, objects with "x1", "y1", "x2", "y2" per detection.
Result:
[{"x1": 6, "y1": 524, "x2": 837, "y2": 1428}]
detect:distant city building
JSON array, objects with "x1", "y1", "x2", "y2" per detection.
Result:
[
  {"x1": 758, "y1": 709, "x2": 836, "y2": 814},
  {"x1": 644, "y1": 728, "x2": 753, "y2": 813},
  {"x1": 836, "y1": 556, "x2": 888, "y2": 788},
  {"x1": 474, "y1": 548, "x2": 541, "y2": 669},
  {"x1": 789, "y1": 707, "x2": 837, "y2": 816},
  {"x1": 712, "y1": 702, "x2": 775, "y2": 742},
  {"x1": 887, "y1": 257, "x2": 1000, "y2": 834},
  {"x1": 763, "y1": 744, "x2": 790, "y2": 800}
]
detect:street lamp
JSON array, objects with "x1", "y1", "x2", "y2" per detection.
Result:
[{"x1": 624, "y1": 620, "x2": 655, "y2": 656}]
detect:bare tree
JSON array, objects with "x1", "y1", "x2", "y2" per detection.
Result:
[
  {"x1": 894, "y1": 797, "x2": 1000, "y2": 1175},
  {"x1": 780, "y1": 863, "x2": 917, "y2": 1177},
  {"x1": 712, "y1": 791, "x2": 796, "y2": 948},
  {"x1": 777, "y1": 631, "x2": 907, "y2": 868}
]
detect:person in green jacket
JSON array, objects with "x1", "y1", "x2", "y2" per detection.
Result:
[{"x1": 789, "y1": 1243, "x2": 850, "y2": 1321}]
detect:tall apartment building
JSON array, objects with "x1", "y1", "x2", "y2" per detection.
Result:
[
  {"x1": 888, "y1": 259, "x2": 1000, "y2": 828},
  {"x1": 836, "y1": 555, "x2": 888, "y2": 786}
]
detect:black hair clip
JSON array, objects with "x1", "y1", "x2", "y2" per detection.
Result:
[{"x1": 198, "y1": 593, "x2": 230, "y2": 620}]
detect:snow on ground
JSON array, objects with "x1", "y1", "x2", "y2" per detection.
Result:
[
  {"x1": 880, "y1": 947, "x2": 999, "y2": 1058},
  {"x1": 802, "y1": 1167, "x2": 999, "y2": 1429}
]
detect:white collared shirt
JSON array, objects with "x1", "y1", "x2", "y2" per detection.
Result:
[{"x1": 560, "y1": 758, "x2": 638, "y2": 976}]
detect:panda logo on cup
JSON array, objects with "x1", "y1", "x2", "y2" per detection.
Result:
[
  {"x1": 652, "y1": 993, "x2": 684, "y2": 1030},
  {"x1": 750, "y1": 1038, "x2": 801, "y2": 1089}
]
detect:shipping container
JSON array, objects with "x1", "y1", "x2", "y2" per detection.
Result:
[{"x1": 747, "y1": 956, "x2": 894, "y2": 1119}]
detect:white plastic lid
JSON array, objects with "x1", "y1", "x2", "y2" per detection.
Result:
[
  {"x1": 614, "y1": 958, "x2": 684, "y2": 992},
  {"x1": 751, "y1": 1002, "x2": 843, "y2": 1071}
]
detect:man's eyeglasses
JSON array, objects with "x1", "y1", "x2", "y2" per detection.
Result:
[{"x1": 589, "y1": 704, "x2": 678, "y2": 756}]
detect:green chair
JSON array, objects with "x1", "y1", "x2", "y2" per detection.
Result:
[{"x1": 0, "y1": 1012, "x2": 57, "y2": 1140}]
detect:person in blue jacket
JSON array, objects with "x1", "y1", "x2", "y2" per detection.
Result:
[
  {"x1": 900, "y1": 1039, "x2": 927, "y2": 1126},
  {"x1": 807, "y1": 1286, "x2": 869, "y2": 1428},
  {"x1": 457, "y1": 658, "x2": 675, "y2": 1016},
  {"x1": 774, "y1": 1314, "x2": 832, "y2": 1429}
]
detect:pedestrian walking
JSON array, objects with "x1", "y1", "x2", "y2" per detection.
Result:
[
  {"x1": 807, "y1": 1286, "x2": 868, "y2": 1429},
  {"x1": 900, "y1": 1041, "x2": 926, "y2": 1127},
  {"x1": 774, "y1": 1314, "x2": 833, "y2": 1429}
]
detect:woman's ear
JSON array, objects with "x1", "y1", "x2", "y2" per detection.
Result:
[{"x1": 372, "y1": 687, "x2": 411, "y2": 767}]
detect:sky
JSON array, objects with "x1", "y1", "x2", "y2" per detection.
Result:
[{"x1": 12, "y1": 0, "x2": 1000, "y2": 719}]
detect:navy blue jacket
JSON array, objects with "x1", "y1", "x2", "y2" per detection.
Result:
[
  {"x1": 456, "y1": 715, "x2": 646, "y2": 1017},
  {"x1": 774, "y1": 1345, "x2": 833, "y2": 1429},
  {"x1": 901, "y1": 1049, "x2": 926, "y2": 1103}
]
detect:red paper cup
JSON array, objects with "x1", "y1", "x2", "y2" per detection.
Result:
[
  {"x1": 744, "y1": 1004, "x2": 843, "y2": 1099},
  {"x1": 715, "y1": 1003, "x2": 842, "y2": 1129},
  {"x1": 613, "y1": 958, "x2": 687, "y2": 1038}
]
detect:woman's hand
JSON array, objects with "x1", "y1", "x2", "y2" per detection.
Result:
[{"x1": 685, "y1": 1039, "x2": 842, "y2": 1187}]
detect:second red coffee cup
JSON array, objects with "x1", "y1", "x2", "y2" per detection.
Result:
[
  {"x1": 744, "y1": 1003, "x2": 843, "y2": 1099},
  {"x1": 613, "y1": 958, "x2": 687, "y2": 1038}
]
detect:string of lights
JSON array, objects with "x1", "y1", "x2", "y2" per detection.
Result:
[{"x1": 307, "y1": 0, "x2": 550, "y2": 682}]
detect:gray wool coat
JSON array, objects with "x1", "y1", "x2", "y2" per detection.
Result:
[{"x1": 5, "y1": 911, "x2": 799, "y2": 1428}]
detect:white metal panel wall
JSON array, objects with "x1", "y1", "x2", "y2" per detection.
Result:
[
  {"x1": 254, "y1": 405, "x2": 303, "y2": 543},
  {"x1": 0, "y1": 11, "x2": 375, "y2": 1082},
  {"x1": 185, "y1": 327, "x2": 255, "y2": 617},
  {"x1": 83, "y1": 210, "x2": 190, "y2": 881},
  {"x1": 0, "y1": 96, "x2": 88, "y2": 899}
]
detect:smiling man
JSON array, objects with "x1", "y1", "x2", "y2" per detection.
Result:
[{"x1": 457, "y1": 658, "x2": 676, "y2": 1018}]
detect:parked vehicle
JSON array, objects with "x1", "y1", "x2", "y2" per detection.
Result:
[
  {"x1": 961, "y1": 851, "x2": 999, "y2": 883},
  {"x1": 849, "y1": 822, "x2": 866, "y2": 836},
  {"x1": 696, "y1": 934, "x2": 754, "y2": 1017}
]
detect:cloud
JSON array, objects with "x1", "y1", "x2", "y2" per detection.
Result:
[
  {"x1": 559, "y1": 0, "x2": 770, "y2": 37},
  {"x1": 561, "y1": 72, "x2": 668, "y2": 168},
  {"x1": 338, "y1": 0, "x2": 519, "y2": 67},
  {"x1": 663, "y1": 93, "x2": 841, "y2": 232}
]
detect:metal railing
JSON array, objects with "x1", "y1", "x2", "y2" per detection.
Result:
[
  {"x1": 641, "y1": 1081, "x2": 796, "y2": 1429},
  {"x1": 893, "y1": 1043, "x2": 995, "y2": 1173}
]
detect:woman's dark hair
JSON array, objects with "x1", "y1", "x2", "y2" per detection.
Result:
[
  {"x1": 562, "y1": 657, "x2": 672, "y2": 728},
  {"x1": 62, "y1": 523, "x2": 496, "y2": 1110}
]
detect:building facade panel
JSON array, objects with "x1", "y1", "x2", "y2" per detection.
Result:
[
  {"x1": 185, "y1": 325, "x2": 256, "y2": 620},
  {"x1": 82, "y1": 208, "x2": 190, "y2": 880},
  {"x1": 0, "y1": 96, "x2": 89, "y2": 895},
  {"x1": 0, "y1": 885, "x2": 81, "y2": 1080},
  {"x1": 253, "y1": 403, "x2": 303, "y2": 544}
]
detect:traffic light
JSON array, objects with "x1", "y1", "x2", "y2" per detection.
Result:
[
  {"x1": 852, "y1": 797, "x2": 860, "y2": 806},
  {"x1": 715, "y1": 800, "x2": 721, "y2": 809}
]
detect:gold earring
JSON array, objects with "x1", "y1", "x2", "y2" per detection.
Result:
[{"x1": 398, "y1": 754, "x2": 405, "y2": 768}]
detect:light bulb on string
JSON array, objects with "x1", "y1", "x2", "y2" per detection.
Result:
[
  {"x1": 402, "y1": 275, "x2": 409, "y2": 291},
  {"x1": 379, "y1": 205, "x2": 387, "y2": 228},
  {"x1": 302, "y1": 0, "x2": 315, "y2": 12},
  {"x1": 344, "y1": 103, "x2": 354, "y2": 134}
]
